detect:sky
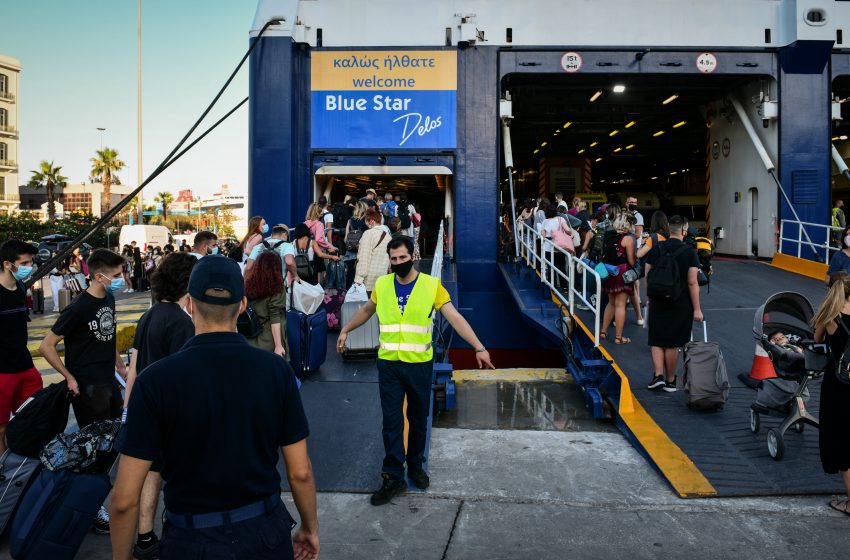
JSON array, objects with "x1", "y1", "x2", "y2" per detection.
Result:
[{"x1": 0, "y1": 0, "x2": 258, "y2": 199}]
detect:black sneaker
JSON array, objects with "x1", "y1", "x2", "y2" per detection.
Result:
[
  {"x1": 370, "y1": 474, "x2": 406, "y2": 506},
  {"x1": 647, "y1": 375, "x2": 665, "y2": 390},
  {"x1": 92, "y1": 506, "x2": 110, "y2": 534},
  {"x1": 408, "y1": 467, "x2": 430, "y2": 490},
  {"x1": 663, "y1": 380, "x2": 678, "y2": 393},
  {"x1": 133, "y1": 534, "x2": 160, "y2": 560}
]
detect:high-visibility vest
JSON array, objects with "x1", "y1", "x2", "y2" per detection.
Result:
[
  {"x1": 833, "y1": 207, "x2": 844, "y2": 228},
  {"x1": 375, "y1": 272, "x2": 438, "y2": 363}
]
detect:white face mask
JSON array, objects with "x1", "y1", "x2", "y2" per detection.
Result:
[{"x1": 844, "y1": 235, "x2": 850, "y2": 247}]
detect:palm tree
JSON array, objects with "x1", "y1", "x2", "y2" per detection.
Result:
[
  {"x1": 90, "y1": 147, "x2": 126, "y2": 215},
  {"x1": 154, "y1": 191, "x2": 174, "y2": 220},
  {"x1": 27, "y1": 161, "x2": 67, "y2": 219}
]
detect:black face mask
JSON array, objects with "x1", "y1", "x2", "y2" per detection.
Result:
[
  {"x1": 391, "y1": 260, "x2": 415, "y2": 278},
  {"x1": 627, "y1": 204, "x2": 637, "y2": 212}
]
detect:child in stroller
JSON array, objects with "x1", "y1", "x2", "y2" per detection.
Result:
[{"x1": 750, "y1": 292, "x2": 827, "y2": 461}]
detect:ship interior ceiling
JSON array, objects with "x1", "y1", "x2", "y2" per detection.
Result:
[
  {"x1": 502, "y1": 72, "x2": 772, "y2": 225},
  {"x1": 834, "y1": 75, "x2": 850, "y2": 195},
  {"x1": 323, "y1": 173, "x2": 449, "y2": 258}
]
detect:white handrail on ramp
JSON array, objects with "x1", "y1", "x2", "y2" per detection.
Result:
[
  {"x1": 516, "y1": 221, "x2": 603, "y2": 346},
  {"x1": 778, "y1": 219, "x2": 840, "y2": 262},
  {"x1": 430, "y1": 219, "x2": 445, "y2": 281}
]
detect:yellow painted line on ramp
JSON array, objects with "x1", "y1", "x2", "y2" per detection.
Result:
[{"x1": 452, "y1": 368, "x2": 572, "y2": 383}]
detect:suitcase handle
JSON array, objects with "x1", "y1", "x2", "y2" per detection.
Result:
[{"x1": 690, "y1": 321, "x2": 708, "y2": 343}]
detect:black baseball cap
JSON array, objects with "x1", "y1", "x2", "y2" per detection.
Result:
[{"x1": 188, "y1": 255, "x2": 244, "y2": 305}]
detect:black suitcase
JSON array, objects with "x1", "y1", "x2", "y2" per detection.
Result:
[{"x1": 31, "y1": 287, "x2": 45, "y2": 314}]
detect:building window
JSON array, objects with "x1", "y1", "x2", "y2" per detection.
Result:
[
  {"x1": 0, "y1": 74, "x2": 7, "y2": 94},
  {"x1": 0, "y1": 108, "x2": 6, "y2": 127},
  {"x1": 0, "y1": 176, "x2": 5, "y2": 196},
  {"x1": 0, "y1": 142, "x2": 6, "y2": 161},
  {"x1": 63, "y1": 192, "x2": 92, "y2": 213}
]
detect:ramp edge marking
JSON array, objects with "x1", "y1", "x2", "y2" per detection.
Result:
[
  {"x1": 771, "y1": 252, "x2": 828, "y2": 282},
  {"x1": 568, "y1": 304, "x2": 717, "y2": 499},
  {"x1": 452, "y1": 368, "x2": 571, "y2": 383}
]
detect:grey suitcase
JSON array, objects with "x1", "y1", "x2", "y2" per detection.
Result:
[
  {"x1": 0, "y1": 449, "x2": 42, "y2": 535},
  {"x1": 58, "y1": 289, "x2": 72, "y2": 311},
  {"x1": 682, "y1": 322, "x2": 730, "y2": 410},
  {"x1": 341, "y1": 301, "x2": 380, "y2": 359}
]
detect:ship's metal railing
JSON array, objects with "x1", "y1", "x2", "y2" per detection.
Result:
[
  {"x1": 516, "y1": 220, "x2": 602, "y2": 346},
  {"x1": 778, "y1": 219, "x2": 841, "y2": 263}
]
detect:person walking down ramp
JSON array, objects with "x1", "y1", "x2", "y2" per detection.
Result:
[{"x1": 337, "y1": 236, "x2": 495, "y2": 506}]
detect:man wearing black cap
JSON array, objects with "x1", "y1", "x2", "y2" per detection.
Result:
[{"x1": 111, "y1": 255, "x2": 319, "y2": 560}]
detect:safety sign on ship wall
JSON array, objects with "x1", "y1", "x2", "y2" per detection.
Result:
[{"x1": 311, "y1": 50, "x2": 457, "y2": 149}]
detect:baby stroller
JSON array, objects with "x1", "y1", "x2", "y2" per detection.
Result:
[{"x1": 750, "y1": 292, "x2": 827, "y2": 460}]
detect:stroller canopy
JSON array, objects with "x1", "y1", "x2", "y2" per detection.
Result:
[{"x1": 753, "y1": 292, "x2": 814, "y2": 340}]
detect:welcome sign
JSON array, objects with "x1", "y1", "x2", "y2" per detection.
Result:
[{"x1": 311, "y1": 50, "x2": 457, "y2": 149}]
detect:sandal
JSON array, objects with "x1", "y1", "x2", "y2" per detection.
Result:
[
  {"x1": 600, "y1": 332, "x2": 608, "y2": 340},
  {"x1": 614, "y1": 336, "x2": 631, "y2": 344},
  {"x1": 829, "y1": 499, "x2": 850, "y2": 516}
]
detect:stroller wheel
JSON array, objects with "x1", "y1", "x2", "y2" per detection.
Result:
[
  {"x1": 793, "y1": 422, "x2": 805, "y2": 433},
  {"x1": 750, "y1": 409, "x2": 760, "y2": 434},
  {"x1": 767, "y1": 429, "x2": 785, "y2": 461}
]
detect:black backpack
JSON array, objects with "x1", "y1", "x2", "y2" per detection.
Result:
[
  {"x1": 6, "y1": 381, "x2": 71, "y2": 458},
  {"x1": 647, "y1": 242, "x2": 689, "y2": 301},
  {"x1": 588, "y1": 223, "x2": 614, "y2": 263},
  {"x1": 228, "y1": 244, "x2": 244, "y2": 263},
  {"x1": 332, "y1": 202, "x2": 351, "y2": 229},
  {"x1": 237, "y1": 304, "x2": 263, "y2": 338},
  {"x1": 294, "y1": 245, "x2": 316, "y2": 283},
  {"x1": 397, "y1": 204, "x2": 412, "y2": 229}
]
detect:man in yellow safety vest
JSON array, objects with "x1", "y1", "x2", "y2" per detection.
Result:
[
  {"x1": 337, "y1": 236, "x2": 494, "y2": 505},
  {"x1": 833, "y1": 199, "x2": 846, "y2": 246}
]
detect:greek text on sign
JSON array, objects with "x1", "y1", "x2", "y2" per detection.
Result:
[
  {"x1": 696, "y1": 53, "x2": 718, "y2": 74},
  {"x1": 311, "y1": 51, "x2": 457, "y2": 149},
  {"x1": 560, "y1": 52, "x2": 583, "y2": 73}
]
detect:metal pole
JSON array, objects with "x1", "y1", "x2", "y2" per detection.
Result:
[
  {"x1": 832, "y1": 144, "x2": 850, "y2": 181},
  {"x1": 501, "y1": 120, "x2": 520, "y2": 257},
  {"x1": 136, "y1": 0, "x2": 144, "y2": 224}
]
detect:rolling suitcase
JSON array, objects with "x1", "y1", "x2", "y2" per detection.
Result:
[
  {"x1": 287, "y1": 308, "x2": 327, "y2": 377},
  {"x1": 0, "y1": 450, "x2": 41, "y2": 535},
  {"x1": 682, "y1": 322, "x2": 730, "y2": 410},
  {"x1": 58, "y1": 289, "x2": 72, "y2": 312},
  {"x1": 31, "y1": 287, "x2": 45, "y2": 314},
  {"x1": 9, "y1": 469, "x2": 111, "y2": 560},
  {"x1": 341, "y1": 301, "x2": 380, "y2": 359}
]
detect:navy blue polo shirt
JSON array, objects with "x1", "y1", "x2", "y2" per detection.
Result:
[{"x1": 119, "y1": 332, "x2": 308, "y2": 514}]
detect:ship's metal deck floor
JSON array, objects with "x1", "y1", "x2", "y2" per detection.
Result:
[{"x1": 580, "y1": 260, "x2": 844, "y2": 497}]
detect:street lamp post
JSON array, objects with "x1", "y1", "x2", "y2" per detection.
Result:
[
  {"x1": 136, "y1": 0, "x2": 144, "y2": 225},
  {"x1": 96, "y1": 127, "x2": 106, "y2": 150}
]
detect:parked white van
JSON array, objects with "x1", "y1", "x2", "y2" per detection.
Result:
[{"x1": 118, "y1": 225, "x2": 173, "y2": 252}]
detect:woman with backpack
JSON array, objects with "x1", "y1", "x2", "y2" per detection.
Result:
[
  {"x1": 599, "y1": 214, "x2": 638, "y2": 344},
  {"x1": 541, "y1": 204, "x2": 575, "y2": 290},
  {"x1": 354, "y1": 207, "x2": 391, "y2": 294},
  {"x1": 244, "y1": 251, "x2": 288, "y2": 358},
  {"x1": 305, "y1": 202, "x2": 338, "y2": 284},
  {"x1": 344, "y1": 201, "x2": 368, "y2": 288},
  {"x1": 292, "y1": 223, "x2": 340, "y2": 285},
  {"x1": 234, "y1": 216, "x2": 268, "y2": 268}
]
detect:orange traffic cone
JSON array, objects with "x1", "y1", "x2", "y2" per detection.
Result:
[{"x1": 748, "y1": 344, "x2": 778, "y2": 380}]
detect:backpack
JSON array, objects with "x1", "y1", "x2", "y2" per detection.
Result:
[
  {"x1": 646, "y1": 241, "x2": 689, "y2": 301},
  {"x1": 259, "y1": 239, "x2": 286, "y2": 255},
  {"x1": 237, "y1": 304, "x2": 263, "y2": 338},
  {"x1": 39, "y1": 419, "x2": 122, "y2": 474},
  {"x1": 346, "y1": 225, "x2": 365, "y2": 253},
  {"x1": 6, "y1": 381, "x2": 71, "y2": 459},
  {"x1": 833, "y1": 320, "x2": 850, "y2": 385},
  {"x1": 294, "y1": 244, "x2": 316, "y2": 283},
  {"x1": 332, "y1": 202, "x2": 351, "y2": 230},
  {"x1": 398, "y1": 204, "x2": 412, "y2": 229},
  {"x1": 228, "y1": 244, "x2": 244, "y2": 263},
  {"x1": 587, "y1": 223, "x2": 614, "y2": 263}
]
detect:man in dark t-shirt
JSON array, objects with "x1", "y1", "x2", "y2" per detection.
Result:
[
  {"x1": 0, "y1": 240, "x2": 43, "y2": 456},
  {"x1": 644, "y1": 215, "x2": 704, "y2": 392},
  {"x1": 40, "y1": 248, "x2": 128, "y2": 534},
  {"x1": 111, "y1": 255, "x2": 320, "y2": 560},
  {"x1": 121, "y1": 251, "x2": 197, "y2": 559}
]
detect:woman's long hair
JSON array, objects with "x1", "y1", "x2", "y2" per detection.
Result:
[
  {"x1": 353, "y1": 201, "x2": 368, "y2": 220},
  {"x1": 650, "y1": 211, "x2": 670, "y2": 237},
  {"x1": 812, "y1": 271, "x2": 850, "y2": 330},
  {"x1": 240, "y1": 216, "x2": 264, "y2": 248},
  {"x1": 244, "y1": 251, "x2": 283, "y2": 300},
  {"x1": 305, "y1": 203, "x2": 321, "y2": 222}
]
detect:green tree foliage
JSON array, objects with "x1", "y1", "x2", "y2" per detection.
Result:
[
  {"x1": 90, "y1": 147, "x2": 125, "y2": 215},
  {"x1": 154, "y1": 191, "x2": 174, "y2": 220},
  {"x1": 0, "y1": 211, "x2": 114, "y2": 249},
  {"x1": 27, "y1": 161, "x2": 67, "y2": 219}
]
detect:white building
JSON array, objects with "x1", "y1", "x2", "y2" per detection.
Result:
[
  {"x1": 0, "y1": 54, "x2": 21, "y2": 215},
  {"x1": 17, "y1": 181, "x2": 133, "y2": 219},
  {"x1": 201, "y1": 184, "x2": 248, "y2": 237}
]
